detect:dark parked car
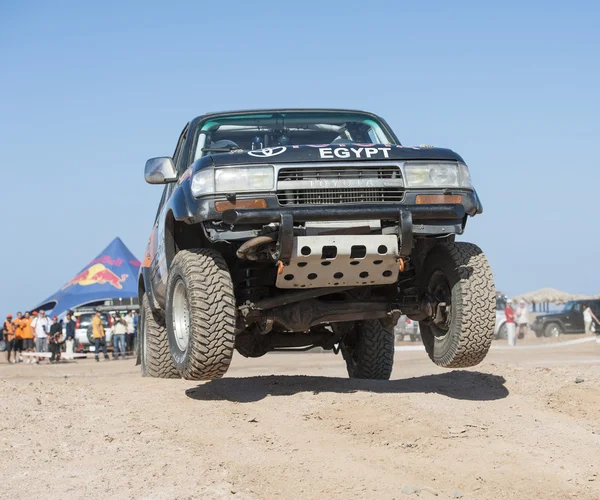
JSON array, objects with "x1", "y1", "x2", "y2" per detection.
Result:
[
  {"x1": 138, "y1": 109, "x2": 496, "y2": 381},
  {"x1": 531, "y1": 299, "x2": 600, "y2": 337}
]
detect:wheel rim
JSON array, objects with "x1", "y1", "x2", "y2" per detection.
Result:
[
  {"x1": 427, "y1": 270, "x2": 452, "y2": 339},
  {"x1": 550, "y1": 325, "x2": 560, "y2": 337},
  {"x1": 172, "y1": 278, "x2": 191, "y2": 351}
]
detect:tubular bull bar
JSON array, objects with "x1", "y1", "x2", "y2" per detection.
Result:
[{"x1": 222, "y1": 203, "x2": 466, "y2": 261}]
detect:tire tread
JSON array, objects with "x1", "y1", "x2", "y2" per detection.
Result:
[
  {"x1": 348, "y1": 320, "x2": 395, "y2": 380},
  {"x1": 142, "y1": 295, "x2": 179, "y2": 378},
  {"x1": 423, "y1": 242, "x2": 495, "y2": 368},
  {"x1": 169, "y1": 249, "x2": 235, "y2": 381}
]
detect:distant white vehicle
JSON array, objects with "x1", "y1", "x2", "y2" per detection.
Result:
[
  {"x1": 72, "y1": 311, "x2": 113, "y2": 351},
  {"x1": 394, "y1": 315, "x2": 420, "y2": 342},
  {"x1": 494, "y1": 292, "x2": 508, "y2": 339}
]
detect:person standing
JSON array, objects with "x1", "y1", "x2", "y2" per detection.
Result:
[
  {"x1": 583, "y1": 305, "x2": 599, "y2": 335},
  {"x1": 13, "y1": 312, "x2": 25, "y2": 363},
  {"x1": 132, "y1": 311, "x2": 139, "y2": 353},
  {"x1": 64, "y1": 312, "x2": 76, "y2": 356},
  {"x1": 505, "y1": 299, "x2": 516, "y2": 346},
  {"x1": 22, "y1": 312, "x2": 35, "y2": 363},
  {"x1": 49, "y1": 317, "x2": 64, "y2": 363},
  {"x1": 32, "y1": 311, "x2": 51, "y2": 363},
  {"x1": 515, "y1": 300, "x2": 528, "y2": 339},
  {"x1": 3, "y1": 314, "x2": 16, "y2": 363},
  {"x1": 49, "y1": 316, "x2": 61, "y2": 337},
  {"x1": 92, "y1": 311, "x2": 109, "y2": 362},
  {"x1": 112, "y1": 314, "x2": 127, "y2": 360},
  {"x1": 124, "y1": 311, "x2": 135, "y2": 355}
]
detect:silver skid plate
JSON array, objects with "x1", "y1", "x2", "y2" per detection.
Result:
[{"x1": 275, "y1": 235, "x2": 399, "y2": 289}]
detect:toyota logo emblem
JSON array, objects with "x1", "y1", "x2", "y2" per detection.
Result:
[{"x1": 248, "y1": 146, "x2": 287, "y2": 158}]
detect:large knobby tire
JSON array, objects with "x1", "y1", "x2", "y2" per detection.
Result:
[
  {"x1": 341, "y1": 320, "x2": 395, "y2": 380},
  {"x1": 140, "y1": 294, "x2": 179, "y2": 378},
  {"x1": 419, "y1": 242, "x2": 495, "y2": 368},
  {"x1": 165, "y1": 249, "x2": 236, "y2": 381}
]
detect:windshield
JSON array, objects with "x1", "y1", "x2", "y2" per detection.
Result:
[
  {"x1": 194, "y1": 111, "x2": 397, "y2": 161},
  {"x1": 561, "y1": 301, "x2": 574, "y2": 312}
]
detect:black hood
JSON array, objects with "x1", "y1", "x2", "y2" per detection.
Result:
[{"x1": 194, "y1": 144, "x2": 465, "y2": 169}]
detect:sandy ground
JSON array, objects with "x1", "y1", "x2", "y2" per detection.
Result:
[{"x1": 1, "y1": 338, "x2": 599, "y2": 500}]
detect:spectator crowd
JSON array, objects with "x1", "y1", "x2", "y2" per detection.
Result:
[
  {"x1": 2, "y1": 309, "x2": 138, "y2": 364},
  {"x1": 503, "y1": 299, "x2": 599, "y2": 346}
]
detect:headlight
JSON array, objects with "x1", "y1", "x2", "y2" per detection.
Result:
[
  {"x1": 191, "y1": 166, "x2": 274, "y2": 197},
  {"x1": 191, "y1": 169, "x2": 214, "y2": 196},
  {"x1": 403, "y1": 162, "x2": 473, "y2": 189}
]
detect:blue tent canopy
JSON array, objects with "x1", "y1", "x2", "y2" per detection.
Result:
[{"x1": 34, "y1": 237, "x2": 141, "y2": 317}]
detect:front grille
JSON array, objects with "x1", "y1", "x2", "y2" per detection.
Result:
[{"x1": 277, "y1": 165, "x2": 404, "y2": 205}]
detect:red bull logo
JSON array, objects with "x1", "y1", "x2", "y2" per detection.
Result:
[{"x1": 63, "y1": 263, "x2": 128, "y2": 290}]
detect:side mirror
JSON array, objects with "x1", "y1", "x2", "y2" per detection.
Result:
[{"x1": 144, "y1": 157, "x2": 177, "y2": 184}]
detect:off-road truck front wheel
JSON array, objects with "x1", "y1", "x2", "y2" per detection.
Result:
[
  {"x1": 165, "y1": 249, "x2": 236, "y2": 381},
  {"x1": 340, "y1": 320, "x2": 395, "y2": 380},
  {"x1": 140, "y1": 294, "x2": 179, "y2": 378},
  {"x1": 418, "y1": 242, "x2": 495, "y2": 368}
]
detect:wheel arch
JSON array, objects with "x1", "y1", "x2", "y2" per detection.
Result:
[
  {"x1": 496, "y1": 320, "x2": 508, "y2": 339},
  {"x1": 138, "y1": 266, "x2": 161, "y2": 314},
  {"x1": 164, "y1": 210, "x2": 208, "y2": 269},
  {"x1": 138, "y1": 272, "x2": 146, "y2": 300},
  {"x1": 544, "y1": 320, "x2": 564, "y2": 332}
]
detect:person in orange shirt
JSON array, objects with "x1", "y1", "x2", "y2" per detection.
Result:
[
  {"x1": 21, "y1": 311, "x2": 36, "y2": 363},
  {"x1": 12, "y1": 311, "x2": 26, "y2": 363},
  {"x1": 3, "y1": 314, "x2": 16, "y2": 364}
]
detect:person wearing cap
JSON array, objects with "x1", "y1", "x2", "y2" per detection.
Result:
[
  {"x1": 515, "y1": 300, "x2": 528, "y2": 339},
  {"x1": 505, "y1": 299, "x2": 516, "y2": 346},
  {"x1": 49, "y1": 316, "x2": 62, "y2": 337},
  {"x1": 92, "y1": 310, "x2": 109, "y2": 362},
  {"x1": 3, "y1": 314, "x2": 16, "y2": 363},
  {"x1": 21, "y1": 312, "x2": 36, "y2": 363},
  {"x1": 31, "y1": 311, "x2": 51, "y2": 363}
]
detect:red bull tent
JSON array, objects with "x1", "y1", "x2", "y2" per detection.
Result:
[{"x1": 34, "y1": 237, "x2": 141, "y2": 316}]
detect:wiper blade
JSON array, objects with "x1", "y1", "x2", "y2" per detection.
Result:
[{"x1": 201, "y1": 146, "x2": 243, "y2": 153}]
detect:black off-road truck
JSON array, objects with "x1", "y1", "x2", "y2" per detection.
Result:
[{"x1": 138, "y1": 109, "x2": 495, "y2": 380}]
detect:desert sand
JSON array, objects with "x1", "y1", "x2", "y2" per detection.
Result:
[{"x1": 1, "y1": 339, "x2": 599, "y2": 499}]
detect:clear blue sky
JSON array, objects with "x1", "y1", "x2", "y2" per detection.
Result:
[{"x1": 1, "y1": 1, "x2": 599, "y2": 317}]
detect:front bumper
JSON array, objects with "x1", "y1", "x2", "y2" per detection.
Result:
[
  {"x1": 226, "y1": 205, "x2": 465, "y2": 262},
  {"x1": 185, "y1": 187, "x2": 478, "y2": 243},
  {"x1": 222, "y1": 203, "x2": 465, "y2": 224}
]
